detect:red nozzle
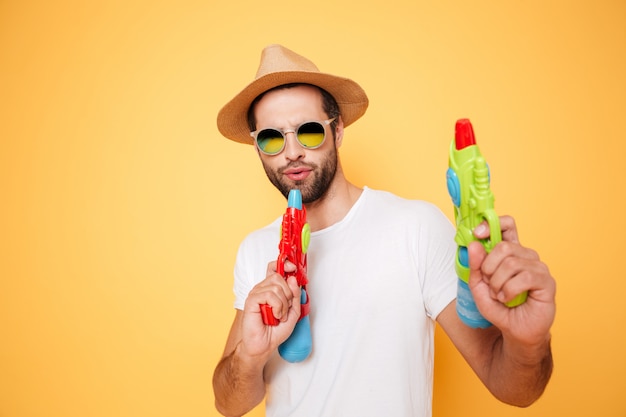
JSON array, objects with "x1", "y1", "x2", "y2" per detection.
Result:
[{"x1": 455, "y1": 119, "x2": 476, "y2": 150}]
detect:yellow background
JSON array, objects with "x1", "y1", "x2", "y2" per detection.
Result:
[{"x1": 1, "y1": 0, "x2": 624, "y2": 416}]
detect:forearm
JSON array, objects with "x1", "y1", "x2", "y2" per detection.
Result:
[
  {"x1": 213, "y1": 342, "x2": 267, "y2": 417},
  {"x1": 485, "y1": 333, "x2": 553, "y2": 407}
]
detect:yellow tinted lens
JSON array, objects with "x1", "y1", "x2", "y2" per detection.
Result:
[
  {"x1": 257, "y1": 129, "x2": 285, "y2": 154},
  {"x1": 297, "y1": 122, "x2": 325, "y2": 148}
]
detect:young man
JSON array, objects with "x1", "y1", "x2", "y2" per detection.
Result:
[{"x1": 213, "y1": 44, "x2": 555, "y2": 417}]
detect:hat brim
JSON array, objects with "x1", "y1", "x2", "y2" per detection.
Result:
[{"x1": 217, "y1": 70, "x2": 368, "y2": 144}]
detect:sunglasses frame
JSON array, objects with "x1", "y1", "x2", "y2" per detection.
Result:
[{"x1": 250, "y1": 117, "x2": 336, "y2": 156}]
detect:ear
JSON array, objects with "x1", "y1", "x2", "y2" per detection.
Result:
[{"x1": 334, "y1": 116, "x2": 345, "y2": 148}]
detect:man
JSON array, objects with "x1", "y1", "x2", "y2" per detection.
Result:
[{"x1": 213, "y1": 44, "x2": 555, "y2": 417}]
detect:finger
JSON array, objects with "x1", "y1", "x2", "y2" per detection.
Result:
[
  {"x1": 285, "y1": 276, "x2": 302, "y2": 321},
  {"x1": 286, "y1": 275, "x2": 301, "y2": 299},
  {"x1": 497, "y1": 269, "x2": 533, "y2": 304},
  {"x1": 490, "y1": 258, "x2": 553, "y2": 305},
  {"x1": 473, "y1": 215, "x2": 519, "y2": 244},
  {"x1": 498, "y1": 215, "x2": 519, "y2": 244},
  {"x1": 468, "y1": 241, "x2": 488, "y2": 288},
  {"x1": 272, "y1": 277, "x2": 296, "y2": 322},
  {"x1": 467, "y1": 241, "x2": 504, "y2": 315},
  {"x1": 481, "y1": 241, "x2": 539, "y2": 277},
  {"x1": 282, "y1": 260, "x2": 297, "y2": 274},
  {"x1": 252, "y1": 275, "x2": 294, "y2": 321},
  {"x1": 472, "y1": 221, "x2": 490, "y2": 240},
  {"x1": 487, "y1": 257, "x2": 535, "y2": 304},
  {"x1": 269, "y1": 259, "x2": 297, "y2": 279}
]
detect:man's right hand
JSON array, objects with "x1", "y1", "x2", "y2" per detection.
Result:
[
  {"x1": 213, "y1": 260, "x2": 303, "y2": 416},
  {"x1": 240, "y1": 260, "x2": 302, "y2": 360}
]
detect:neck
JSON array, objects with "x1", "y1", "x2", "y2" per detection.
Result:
[{"x1": 304, "y1": 165, "x2": 362, "y2": 232}]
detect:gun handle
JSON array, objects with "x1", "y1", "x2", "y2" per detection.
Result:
[
  {"x1": 259, "y1": 253, "x2": 288, "y2": 326},
  {"x1": 455, "y1": 245, "x2": 492, "y2": 328},
  {"x1": 260, "y1": 303, "x2": 279, "y2": 326},
  {"x1": 278, "y1": 288, "x2": 312, "y2": 362},
  {"x1": 260, "y1": 289, "x2": 313, "y2": 361},
  {"x1": 457, "y1": 277, "x2": 492, "y2": 328}
]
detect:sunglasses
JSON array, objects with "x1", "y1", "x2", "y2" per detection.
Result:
[{"x1": 250, "y1": 118, "x2": 336, "y2": 155}]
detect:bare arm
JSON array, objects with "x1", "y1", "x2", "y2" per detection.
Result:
[
  {"x1": 213, "y1": 311, "x2": 267, "y2": 417},
  {"x1": 438, "y1": 216, "x2": 555, "y2": 406},
  {"x1": 438, "y1": 303, "x2": 552, "y2": 406},
  {"x1": 213, "y1": 262, "x2": 301, "y2": 416}
]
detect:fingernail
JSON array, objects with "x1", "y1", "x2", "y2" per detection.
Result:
[{"x1": 474, "y1": 224, "x2": 487, "y2": 235}]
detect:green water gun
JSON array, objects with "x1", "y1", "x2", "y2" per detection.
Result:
[{"x1": 446, "y1": 119, "x2": 527, "y2": 328}]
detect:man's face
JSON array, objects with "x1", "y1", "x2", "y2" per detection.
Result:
[{"x1": 252, "y1": 85, "x2": 342, "y2": 204}]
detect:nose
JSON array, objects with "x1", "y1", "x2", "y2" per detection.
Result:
[{"x1": 283, "y1": 131, "x2": 305, "y2": 161}]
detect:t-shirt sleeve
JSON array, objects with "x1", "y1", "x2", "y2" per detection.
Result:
[
  {"x1": 418, "y1": 203, "x2": 458, "y2": 320},
  {"x1": 233, "y1": 237, "x2": 255, "y2": 311},
  {"x1": 232, "y1": 221, "x2": 281, "y2": 310}
]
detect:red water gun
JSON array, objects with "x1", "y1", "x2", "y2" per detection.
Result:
[{"x1": 259, "y1": 189, "x2": 312, "y2": 362}]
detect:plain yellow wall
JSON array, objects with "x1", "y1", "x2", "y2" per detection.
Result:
[{"x1": 1, "y1": 0, "x2": 625, "y2": 416}]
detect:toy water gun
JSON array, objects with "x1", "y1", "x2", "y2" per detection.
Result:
[
  {"x1": 446, "y1": 119, "x2": 528, "y2": 328},
  {"x1": 259, "y1": 189, "x2": 312, "y2": 362}
]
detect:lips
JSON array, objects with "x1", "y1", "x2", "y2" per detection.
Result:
[{"x1": 283, "y1": 166, "x2": 312, "y2": 181}]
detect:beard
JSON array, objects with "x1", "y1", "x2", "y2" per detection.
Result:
[{"x1": 261, "y1": 147, "x2": 338, "y2": 204}]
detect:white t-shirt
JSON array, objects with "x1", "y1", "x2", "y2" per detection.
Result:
[{"x1": 233, "y1": 187, "x2": 457, "y2": 417}]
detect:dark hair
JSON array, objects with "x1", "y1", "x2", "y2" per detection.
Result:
[{"x1": 247, "y1": 83, "x2": 340, "y2": 136}]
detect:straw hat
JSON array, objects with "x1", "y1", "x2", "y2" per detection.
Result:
[{"x1": 217, "y1": 44, "x2": 369, "y2": 144}]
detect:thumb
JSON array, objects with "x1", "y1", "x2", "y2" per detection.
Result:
[
  {"x1": 468, "y1": 241, "x2": 488, "y2": 289},
  {"x1": 466, "y1": 241, "x2": 494, "y2": 320},
  {"x1": 286, "y1": 276, "x2": 302, "y2": 320}
]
